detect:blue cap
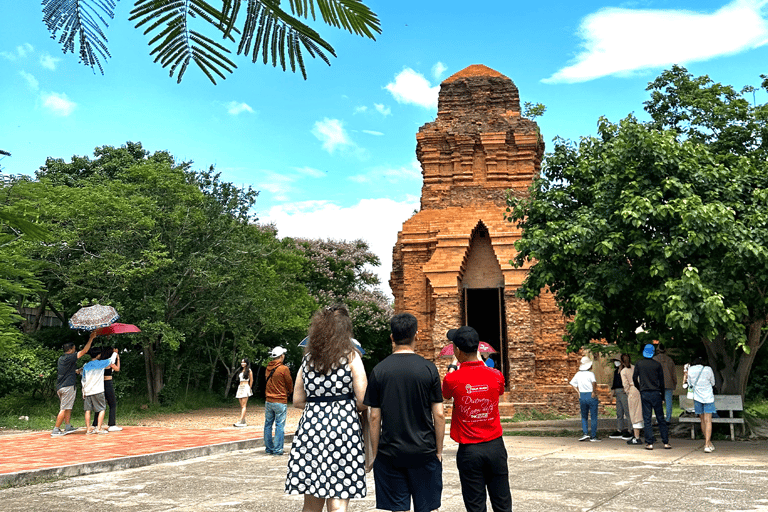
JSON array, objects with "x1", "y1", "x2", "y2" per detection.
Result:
[{"x1": 643, "y1": 344, "x2": 655, "y2": 358}]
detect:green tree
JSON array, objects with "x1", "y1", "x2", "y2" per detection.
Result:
[
  {"x1": 293, "y1": 238, "x2": 392, "y2": 370},
  {"x1": 506, "y1": 69, "x2": 768, "y2": 399},
  {"x1": 9, "y1": 142, "x2": 315, "y2": 402},
  {"x1": 42, "y1": 0, "x2": 381, "y2": 84},
  {"x1": 0, "y1": 176, "x2": 48, "y2": 353}
]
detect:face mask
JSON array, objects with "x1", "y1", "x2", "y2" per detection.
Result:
[{"x1": 614, "y1": 361, "x2": 621, "y2": 367}]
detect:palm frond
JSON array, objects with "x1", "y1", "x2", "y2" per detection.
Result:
[
  {"x1": 313, "y1": 0, "x2": 381, "y2": 39},
  {"x1": 238, "y1": 0, "x2": 337, "y2": 79},
  {"x1": 42, "y1": 0, "x2": 119, "y2": 74},
  {"x1": 129, "y1": 0, "x2": 237, "y2": 84}
]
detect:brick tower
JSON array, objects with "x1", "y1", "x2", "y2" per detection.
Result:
[{"x1": 390, "y1": 64, "x2": 579, "y2": 414}]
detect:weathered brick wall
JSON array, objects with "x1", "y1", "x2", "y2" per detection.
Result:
[{"x1": 391, "y1": 65, "x2": 581, "y2": 415}]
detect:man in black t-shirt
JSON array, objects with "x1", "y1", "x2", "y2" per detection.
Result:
[
  {"x1": 52, "y1": 331, "x2": 96, "y2": 436},
  {"x1": 364, "y1": 313, "x2": 445, "y2": 512}
]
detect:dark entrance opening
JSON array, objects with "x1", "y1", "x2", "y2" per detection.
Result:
[{"x1": 464, "y1": 287, "x2": 507, "y2": 382}]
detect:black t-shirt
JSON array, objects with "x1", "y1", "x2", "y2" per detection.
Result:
[
  {"x1": 364, "y1": 352, "x2": 443, "y2": 466},
  {"x1": 633, "y1": 358, "x2": 664, "y2": 393},
  {"x1": 56, "y1": 353, "x2": 78, "y2": 390}
]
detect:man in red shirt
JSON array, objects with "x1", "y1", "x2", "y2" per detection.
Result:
[{"x1": 442, "y1": 326, "x2": 512, "y2": 512}]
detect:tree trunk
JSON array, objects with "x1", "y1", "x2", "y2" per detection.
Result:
[
  {"x1": 143, "y1": 339, "x2": 165, "y2": 404},
  {"x1": 704, "y1": 319, "x2": 767, "y2": 398}
]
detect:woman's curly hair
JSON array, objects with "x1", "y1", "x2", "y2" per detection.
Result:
[{"x1": 305, "y1": 305, "x2": 357, "y2": 374}]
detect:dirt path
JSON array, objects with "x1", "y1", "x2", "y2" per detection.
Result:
[{"x1": 132, "y1": 405, "x2": 304, "y2": 431}]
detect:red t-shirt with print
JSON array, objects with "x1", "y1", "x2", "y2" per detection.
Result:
[{"x1": 442, "y1": 360, "x2": 505, "y2": 444}]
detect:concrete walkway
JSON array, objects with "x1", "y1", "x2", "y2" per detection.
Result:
[{"x1": 0, "y1": 431, "x2": 766, "y2": 511}]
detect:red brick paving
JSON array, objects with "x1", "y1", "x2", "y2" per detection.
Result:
[{"x1": 0, "y1": 426, "x2": 263, "y2": 474}]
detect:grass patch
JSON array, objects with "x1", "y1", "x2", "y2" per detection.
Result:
[
  {"x1": 504, "y1": 429, "x2": 576, "y2": 438},
  {"x1": 745, "y1": 398, "x2": 768, "y2": 419},
  {"x1": 501, "y1": 409, "x2": 570, "y2": 423},
  {"x1": 0, "y1": 390, "x2": 232, "y2": 431}
]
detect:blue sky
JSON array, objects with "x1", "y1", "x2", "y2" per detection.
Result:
[{"x1": 2, "y1": 0, "x2": 768, "y2": 296}]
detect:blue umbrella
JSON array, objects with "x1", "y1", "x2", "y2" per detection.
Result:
[{"x1": 299, "y1": 336, "x2": 365, "y2": 355}]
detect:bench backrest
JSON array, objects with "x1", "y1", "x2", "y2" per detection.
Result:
[{"x1": 679, "y1": 394, "x2": 743, "y2": 412}]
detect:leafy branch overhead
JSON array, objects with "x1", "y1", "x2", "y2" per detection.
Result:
[{"x1": 41, "y1": 0, "x2": 381, "y2": 84}]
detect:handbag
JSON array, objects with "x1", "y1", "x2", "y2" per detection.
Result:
[{"x1": 687, "y1": 367, "x2": 702, "y2": 400}]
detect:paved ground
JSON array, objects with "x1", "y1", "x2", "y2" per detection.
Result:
[{"x1": 1, "y1": 432, "x2": 767, "y2": 511}]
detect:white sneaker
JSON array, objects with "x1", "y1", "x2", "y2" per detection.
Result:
[
  {"x1": 107, "y1": 426, "x2": 123, "y2": 432},
  {"x1": 578, "y1": 435, "x2": 590, "y2": 442}
]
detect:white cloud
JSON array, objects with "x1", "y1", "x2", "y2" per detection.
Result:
[
  {"x1": 19, "y1": 71, "x2": 39, "y2": 90},
  {"x1": 354, "y1": 105, "x2": 368, "y2": 114},
  {"x1": 293, "y1": 166, "x2": 326, "y2": 178},
  {"x1": 374, "y1": 103, "x2": 391, "y2": 116},
  {"x1": 39, "y1": 53, "x2": 60, "y2": 70},
  {"x1": 2, "y1": 43, "x2": 33, "y2": 61},
  {"x1": 312, "y1": 118, "x2": 354, "y2": 153},
  {"x1": 41, "y1": 92, "x2": 76, "y2": 116},
  {"x1": 258, "y1": 171, "x2": 295, "y2": 202},
  {"x1": 362, "y1": 130, "x2": 384, "y2": 136},
  {"x1": 225, "y1": 101, "x2": 255, "y2": 115},
  {"x1": 545, "y1": 0, "x2": 768, "y2": 84},
  {"x1": 385, "y1": 68, "x2": 439, "y2": 109},
  {"x1": 349, "y1": 160, "x2": 421, "y2": 184},
  {"x1": 262, "y1": 196, "x2": 421, "y2": 296},
  {"x1": 432, "y1": 61, "x2": 448, "y2": 80}
]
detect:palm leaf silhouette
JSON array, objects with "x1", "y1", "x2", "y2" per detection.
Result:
[{"x1": 41, "y1": 0, "x2": 381, "y2": 83}]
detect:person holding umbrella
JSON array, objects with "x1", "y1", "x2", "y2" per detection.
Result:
[
  {"x1": 52, "y1": 331, "x2": 97, "y2": 436},
  {"x1": 91, "y1": 346, "x2": 121, "y2": 432},
  {"x1": 82, "y1": 346, "x2": 119, "y2": 434}
]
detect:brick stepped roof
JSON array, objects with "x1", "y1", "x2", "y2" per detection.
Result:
[{"x1": 443, "y1": 64, "x2": 509, "y2": 83}]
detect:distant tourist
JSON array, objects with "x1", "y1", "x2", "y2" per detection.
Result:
[
  {"x1": 364, "y1": 312, "x2": 445, "y2": 512},
  {"x1": 264, "y1": 346, "x2": 293, "y2": 454},
  {"x1": 285, "y1": 305, "x2": 367, "y2": 511},
  {"x1": 609, "y1": 356, "x2": 632, "y2": 440},
  {"x1": 442, "y1": 326, "x2": 512, "y2": 512},
  {"x1": 653, "y1": 343, "x2": 677, "y2": 426},
  {"x1": 52, "y1": 331, "x2": 97, "y2": 436},
  {"x1": 82, "y1": 347, "x2": 119, "y2": 434},
  {"x1": 620, "y1": 354, "x2": 644, "y2": 445},
  {"x1": 632, "y1": 344, "x2": 671, "y2": 450},
  {"x1": 569, "y1": 356, "x2": 600, "y2": 442},
  {"x1": 232, "y1": 357, "x2": 253, "y2": 427},
  {"x1": 687, "y1": 355, "x2": 716, "y2": 453}
]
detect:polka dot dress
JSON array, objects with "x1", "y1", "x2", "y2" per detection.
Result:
[{"x1": 285, "y1": 355, "x2": 366, "y2": 499}]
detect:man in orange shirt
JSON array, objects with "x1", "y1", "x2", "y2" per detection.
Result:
[{"x1": 264, "y1": 346, "x2": 293, "y2": 455}]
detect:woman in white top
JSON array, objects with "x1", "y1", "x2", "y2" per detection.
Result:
[
  {"x1": 233, "y1": 358, "x2": 253, "y2": 427},
  {"x1": 688, "y1": 355, "x2": 716, "y2": 453}
]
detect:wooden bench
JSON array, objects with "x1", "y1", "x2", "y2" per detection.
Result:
[{"x1": 678, "y1": 395, "x2": 745, "y2": 441}]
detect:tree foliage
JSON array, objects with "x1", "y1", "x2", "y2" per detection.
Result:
[
  {"x1": 506, "y1": 67, "x2": 768, "y2": 398},
  {"x1": 2, "y1": 142, "x2": 392, "y2": 403},
  {"x1": 292, "y1": 238, "x2": 392, "y2": 371},
  {"x1": 41, "y1": 0, "x2": 381, "y2": 83}
]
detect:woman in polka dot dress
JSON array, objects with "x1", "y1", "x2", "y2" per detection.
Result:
[{"x1": 285, "y1": 305, "x2": 368, "y2": 512}]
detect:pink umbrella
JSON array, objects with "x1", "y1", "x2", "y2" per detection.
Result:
[
  {"x1": 95, "y1": 323, "x2": 141, "y2": 336},
  {"x1": 439, "y1": 341, "x2": 496, "y2": 357}
]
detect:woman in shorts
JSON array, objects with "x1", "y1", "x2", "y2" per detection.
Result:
[
  {"x1": 688, "y1": 355, "x2": 716, "y2": 453},
  {"x1": 233, "y1": 358, "x2": 253, "y2": 427}
]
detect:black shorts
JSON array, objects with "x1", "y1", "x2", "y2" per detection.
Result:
[{"x1": 373, "y1": 455, "x2": 442, "y2": 512}]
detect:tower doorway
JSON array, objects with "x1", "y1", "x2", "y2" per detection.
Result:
[{"x1": 464, "y1": 287, "x2": 507, "y2": 382}]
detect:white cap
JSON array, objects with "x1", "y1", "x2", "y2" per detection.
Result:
[{"x1": 270, "y1": 346, "x2": 287, "y2": 358}]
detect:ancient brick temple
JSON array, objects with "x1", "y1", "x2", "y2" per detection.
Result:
[{"x1": 390, "y1": 64, "x2": 581, "y2": 414}]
